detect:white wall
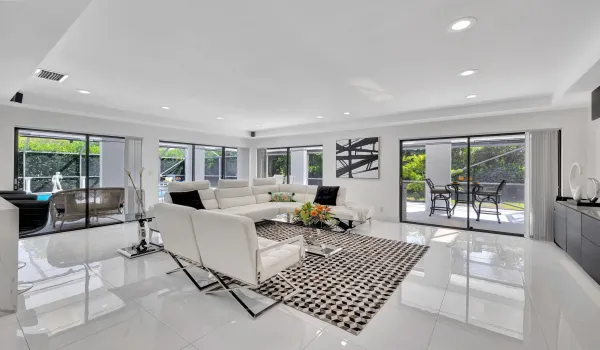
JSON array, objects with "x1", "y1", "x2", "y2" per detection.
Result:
[
  {"x1": 585, "y1": 110, "x2": 600, "y2": 181},
  {"x1": 99, "y1": 140, "x2": 125, "y2": 187},
  {"x1": 0, "y1": 103, "x2": 249, "y2": 208},
  {"x1": 250, "y1": 108, "x2": 589, "y2": 221}
]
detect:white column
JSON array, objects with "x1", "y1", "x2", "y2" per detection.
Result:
[
  {"x1": 194, "y1": 148, "x2": 206, "y2": 181},
  {"x1": 237, "y1": 148, "x2": 250, "y2": 180},
  {"x1": 249, "y1": 147, "x2": 257, "y2": 180},
  {"x1": 100, "y1": 140, "x2": 125, "y2": 187},
  {"x1": 290, "y1": 150, "x2": 308, "y2": 185},
  {"x1": 185, "y1": 146, "x2": 193, "y2": 182},
  {"x1": 0, "y1": 197, "x2": 18, "y2": 317},
  {"x1": 425, "y1": 143, "x2": 452, "y2": 210}
]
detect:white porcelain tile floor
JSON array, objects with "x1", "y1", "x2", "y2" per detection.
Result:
[{"x1": 0, "y1": 221, "x2": 598, "y2": 349}]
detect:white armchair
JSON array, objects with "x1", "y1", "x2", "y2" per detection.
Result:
[
  {"x1": 153, "y1": 203, "x2": 217, "y2": 291},
  {"x1": 190, "y1": 210, "x2": 304, "y2": 318}
]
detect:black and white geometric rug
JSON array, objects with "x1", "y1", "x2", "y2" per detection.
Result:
[{"x1": 254, "y1": 222, "x2": 429, "y2": 335}]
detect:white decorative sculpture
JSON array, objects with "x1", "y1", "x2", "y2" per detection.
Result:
[
  {"x1": 587, "y1": 178, "x2": 600, "y2": 203},
  {"x1": 569, "y1": 163, "x2": 584, "y2": 200},
  {"x1": 51, "y1": 172, "x2": 63, "y2": 193}
]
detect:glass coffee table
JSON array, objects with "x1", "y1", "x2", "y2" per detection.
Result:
[{"x1": 263, "y1": 213, "x2": 365, "y2": 257}]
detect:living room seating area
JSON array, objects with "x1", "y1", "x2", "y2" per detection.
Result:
[{"x1": 149, "y1": 178, "x2": 374, "y2": 232}]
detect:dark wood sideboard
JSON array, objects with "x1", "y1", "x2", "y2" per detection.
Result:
[{"x1": 554, "y1": 201, "x2": 600, "y2": 284}]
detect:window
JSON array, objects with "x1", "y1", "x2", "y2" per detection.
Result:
[
  {"x1": 159, "y1": 142, "x2": 238, "y2": 197},
  {"x1": 158, "y1": 142, "x2": 192, "y2": 202},
  {"x1": 400, "y1": 134, "x2": 526, "y2": 236},
  {"x1": 15, "y1": 129, "x2": 132, "y2": 236},
  {"x1": 260, "y1": 146, "x2": 323, "y2": 185}
]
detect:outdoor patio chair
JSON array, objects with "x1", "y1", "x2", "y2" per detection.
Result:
[
  {"x1": 425, "y1": 178, "x2": 452, "y2": 218},
  {"x1": 473, "y1": 180, "x2": 507, "y2": 224},
  {"x1": 50, "y1": 187, "x2": 125, "y2": 230}
]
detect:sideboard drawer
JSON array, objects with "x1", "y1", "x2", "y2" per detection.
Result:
[
  {"x1": 554, "y1": 203, "x2": 567, "y2": 250},
  {"x1": 582, "y1": 237, "x2": 600, "y2": 284},
  {"x1": 582, "y1": 214, "x2": 600, "y2": 247}
]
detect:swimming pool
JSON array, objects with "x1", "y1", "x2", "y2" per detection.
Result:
[{"x1": 36, "y1": 193, "x2": 51, "y2": 201}]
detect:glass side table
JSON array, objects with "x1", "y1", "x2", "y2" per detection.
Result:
[{"x1": 117, "y1": 213, "x2": 161, "y2": 259}]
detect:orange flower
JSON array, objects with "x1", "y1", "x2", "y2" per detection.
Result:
[
  {"x1": 310, "y1": 210, "x2": 318, "y2": 217},
  {"x1": 294, "y1": 208, "x2": 299, "y2": 214},
  {"x1": 325, "y1": 206, "x2": 331, "y2": 212}
]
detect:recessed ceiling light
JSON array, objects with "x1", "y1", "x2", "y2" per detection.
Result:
[
  {"x1": 161, "y1": 106, "x2": 170, "y2": 110},
  {"x1": 343, "y1": 112, "x2": 351, "y2": 115},
  {"x1": 255, "y1": 124, "x2": 261, "y2": 127},
  {"x1": 316, "y1": 116, "x2": 324, "y2": 119},
  {"x1": 448, "y1": 17, "x2": 477, "y2": 32},
  {"x1": 466, "y1": 94, "x2": 478, "y2": 99},
  {"x1": 77, "y1": 89, "x2": 91, "y2": 94},
  {"x1": 216, "y1": 117, "x2": 224, "y2": 120},
  {"x1": 459, "y1": 69, "x2": 478, "y2": 77}
]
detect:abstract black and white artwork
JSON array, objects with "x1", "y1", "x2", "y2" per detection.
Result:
[{"x1": 336, "y1": 137, "x2": 379, "y2": 178}]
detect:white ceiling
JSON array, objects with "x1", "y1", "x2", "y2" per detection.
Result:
[{"x1": 6, "y1": 0, "x2": 600, "y2": 137}]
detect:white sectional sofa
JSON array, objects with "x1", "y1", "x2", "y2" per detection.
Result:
[{"x1": 149, "y1": 178, "x2": 373, "y2": 231}]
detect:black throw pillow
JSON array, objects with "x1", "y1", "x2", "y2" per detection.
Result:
[
  {"x1": 169, "y1": 190, "x2": 205, "y2": 210},
  {"x1": 313, "y1": 186, "x2": 340, "y2": 206}
]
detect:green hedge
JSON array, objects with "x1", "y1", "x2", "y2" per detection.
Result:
[{"x1": 19, "y1": 137, "x2": 100, "y2": 154}]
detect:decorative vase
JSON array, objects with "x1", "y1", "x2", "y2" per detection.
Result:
[{"x1": 135, "y1": 189, "x2": 146, "y2": 217}]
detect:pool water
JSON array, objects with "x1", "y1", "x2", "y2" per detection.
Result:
[{"x1": 36, "y1": 193, "x2": 51, "y2": 201}]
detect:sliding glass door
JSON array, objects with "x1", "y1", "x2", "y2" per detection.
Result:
[
  {"x1": 469, "y1": 135, "x2": 525, "y2": 233},
  {"x1": 400, "y1": 133, "x2": 527, "y2": 236},
  {"x1": 262, "y1": 146, "x2": 323, "y2": 185},
  {"x1": 15, "y1": 129, "x2": 131, "y2": 236},
  {"x1": 158, "y1": 142, "x2": 238, "y2": 196},
  {"x1": 158, "y1": 142, "x2": 192, "y2": 202}
]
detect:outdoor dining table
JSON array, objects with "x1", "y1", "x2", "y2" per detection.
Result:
[{"x1": 446, "y1": 182, "x2": 483, "y2": 214}]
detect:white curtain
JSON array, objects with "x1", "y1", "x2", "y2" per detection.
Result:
[
  {"x1": 526, "y1": 130, "x2": 559, "y2": 240},
  {"x1": 256, "y1": 148, "x2": 267, "y2": 178}
]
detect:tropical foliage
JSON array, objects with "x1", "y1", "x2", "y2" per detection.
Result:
[
  {"x1": 19, "y1": 137, "x2": 100, "y2": 154},
  {"x1": 402, "y1": 145, "x2": 525, "y2": 201}
]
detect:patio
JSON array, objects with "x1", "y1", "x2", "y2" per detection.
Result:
[{"x1": 405, "y1": 201, "x2": 525, "y2": 235}]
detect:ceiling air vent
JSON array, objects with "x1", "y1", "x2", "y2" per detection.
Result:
[{"x1": 32, "y1": 69, "x2": 69, "y2": 83}]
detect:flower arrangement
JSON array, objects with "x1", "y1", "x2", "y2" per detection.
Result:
[{"x1": 293, "y1": 202, "x2": 337, "y2": 227}]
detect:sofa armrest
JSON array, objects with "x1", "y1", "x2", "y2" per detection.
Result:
[{"x1": 257, "y1": 235, "x2": 305, "y2": 255}]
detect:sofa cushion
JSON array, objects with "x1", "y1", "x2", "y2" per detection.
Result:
[
  {"x1": 259, "y1": 241, "x2": 301, "y2": 281},
  {"x1": 218, "y1": 179, "x2": 249, "y2": 188},
  {"x1": 329, "y1": 205, "x2": 357, "y2": 221},
  {"x1": 214, "y1": 186, "x2": 257, "y2": 209},
  {"x1": 276, "y1": 202, "x2": 302, "y2": 214},
  {"x1": 270, "y1": 192, "x2": 295, "y2": 202},
  {"x1": 335, "y1": 187, "x2": 347, "y2": 206},
  {"x1": 221, "y1": 203, "x2": 280, "y2": 222},
  {"x1": 164, "y1": 180, "x2": 219, "y2": 209},
  {"x1": 279, "y1": 184, "x2": 309, "y2": 202},
  {"x1": 253, "y1": 178, "x2": 277, "y2": 186},
  {"x1": 169, "y1": 190, "x2": 205, "y2": 210},
  {"x1": 252, "y1": 184, "x2": 280, "y2": 204},
  {"x1": 167, "y1": 180, "x2": 210, "y2": 192},
  {"x1": 314, "y1": 186, "x2": 340, "y2": 206},
  {"x1": 198, "y1": 188, "x2": 219, "y2": 210}
]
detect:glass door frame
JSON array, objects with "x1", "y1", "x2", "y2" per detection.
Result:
[
  {"x1": 13, "y1": 127, "x2": 127, "y2": 237},
  {"x1": 158, "y1": 140, "x2": 238, "y2": 184},
  {"x1": 399, "y1": 131, "x2": 559, "y2": 237},
  {"x1": 265, "y1": 145, "x2": 323, "y2": 185}
]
